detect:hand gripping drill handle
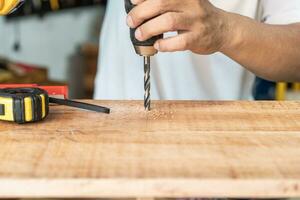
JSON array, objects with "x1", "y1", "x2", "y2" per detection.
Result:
[{"x1": 124, "y1": 0, "x2": 163, "y2": 56}]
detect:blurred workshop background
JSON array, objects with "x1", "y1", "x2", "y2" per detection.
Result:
[{"x1": 0, "y1": 0, "x2": 299, "y2": 100}]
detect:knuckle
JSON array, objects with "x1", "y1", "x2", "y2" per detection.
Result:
[
  {"x1": 180, "y1": 37, "x2": 189, "y2": 49},
  {"x1": 165, "y1": 13, "x2": 177, "y2": 31},
  {"x1": 134, "y1": 12, "x2": 144, "y2": 24},
  {"x1": 156, "y1": 0, "x2": 165, "y2": 8},
  {"x1": 193, "y1": 3, "x2": 207, "y2": 19},
  {"x1": 132, "y1": 0, "x2": 144, "y2": 4},
  {"x1": 197, "y1": 23, "x2": 206, "y2": 34},
  {"x1": 130, "y1": 10, "x2": 144, "y2": 25},
  {"x1": 158, "y1": 41, "x2": 166, "y2": 51},
  {"x1": 138, "y1": 27, "x2": 146, "y2": 38},
  {"x1": 141, "y1": 25, "x2": 150, "y2": 38}
]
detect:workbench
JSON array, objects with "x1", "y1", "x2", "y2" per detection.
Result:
[{"x1": 0, "y1": 101, "x2": 300, "y2": 198}]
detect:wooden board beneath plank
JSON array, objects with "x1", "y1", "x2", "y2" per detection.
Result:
[{"x1": 0, "y1": 101, "x2": 299, "y2": 198}]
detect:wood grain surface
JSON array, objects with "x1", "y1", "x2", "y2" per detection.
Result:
[{"x1": 0, "y1": 101, "x2": 300, "y2": 198}]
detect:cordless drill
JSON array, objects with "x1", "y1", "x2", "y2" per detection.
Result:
[{"x1": 125, "y1": 0, "x2": 163, "y2": 111}]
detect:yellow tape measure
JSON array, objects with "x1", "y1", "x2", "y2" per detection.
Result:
[
  {"x1": 50, "y1": 0, "x2": 60, "y2": 11},
  {"x1": 0, "y1": 88, "x2": 49, "y2": 124},
  {"x1": 0, "y1": 0, "x2": 24, "y2": 15},
  {"x1": 0, "y1": 87, "x2": 110, "y2": 124}
]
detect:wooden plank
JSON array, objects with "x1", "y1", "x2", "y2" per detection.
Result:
[
  {"x1": 0, "y1": 101, "x2": 299, "y2": 198},
  {"x1": 137, "y1": 197, "x2": 155, "y2": 200}
]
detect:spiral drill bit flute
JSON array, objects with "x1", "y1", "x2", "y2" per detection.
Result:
[
  {"x1": 125, "y1": 0, "x2": 163, "y2": 111},
  {"x1": 144, "y1": 56, "x2": 151, "y2": 110}
]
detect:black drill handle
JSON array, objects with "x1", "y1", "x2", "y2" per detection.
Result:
[{"x1": 124, "y1": 0, "x2": 163, "y2": 47}]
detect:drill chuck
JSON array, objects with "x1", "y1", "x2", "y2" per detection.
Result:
[{"x1": 134, "y1": 46, "x2": 158, "y2": 57}]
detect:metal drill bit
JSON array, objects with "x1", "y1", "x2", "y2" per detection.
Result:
[{"x1": 144, "y1": 56, "x2": 151, "y2": 111}]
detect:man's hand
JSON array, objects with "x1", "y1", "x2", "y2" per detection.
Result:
[
  {"x1": 126, "y1": 0, "x2": 300, "y2": 82},
  {"x1": 126, "y1": 0, "x2": 231, "y2": 54}
]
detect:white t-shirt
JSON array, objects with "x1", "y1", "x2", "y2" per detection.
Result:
[{"x1": 94, "y1": 0, "x2": 300, "y2": 100}]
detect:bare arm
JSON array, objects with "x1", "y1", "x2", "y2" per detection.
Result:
[
  {"x1": 222, "y1": 13, "x2": 300, "y2": 82},
  {"x1": 127, "y1": 0, "x2": 300, "y2": 82}
]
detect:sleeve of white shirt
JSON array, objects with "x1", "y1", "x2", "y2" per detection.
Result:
[{"x1": 261, "y1": 0, "x2": 300, "y2": 25}]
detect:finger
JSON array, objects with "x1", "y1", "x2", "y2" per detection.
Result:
[
  {"x1": 135, "y1": 12, "x2": 189, "y2": 41},
  {"x1": 128, "y1": 0, "x2": 184, "y2": 28},
  {"x1": 131, "y1": 0, "x2": 145, "y2": 5},
  {"x1": 154, "y1": 32, "x2": 192, "y2": 52}
]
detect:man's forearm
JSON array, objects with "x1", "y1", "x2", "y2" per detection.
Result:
[{"x1": 221, "y1": 12, "x2": 300, "y2": 82}]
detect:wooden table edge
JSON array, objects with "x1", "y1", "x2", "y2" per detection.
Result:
[{"x1": 0, "y1": 178, "x2": 299, "y2": 198}]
